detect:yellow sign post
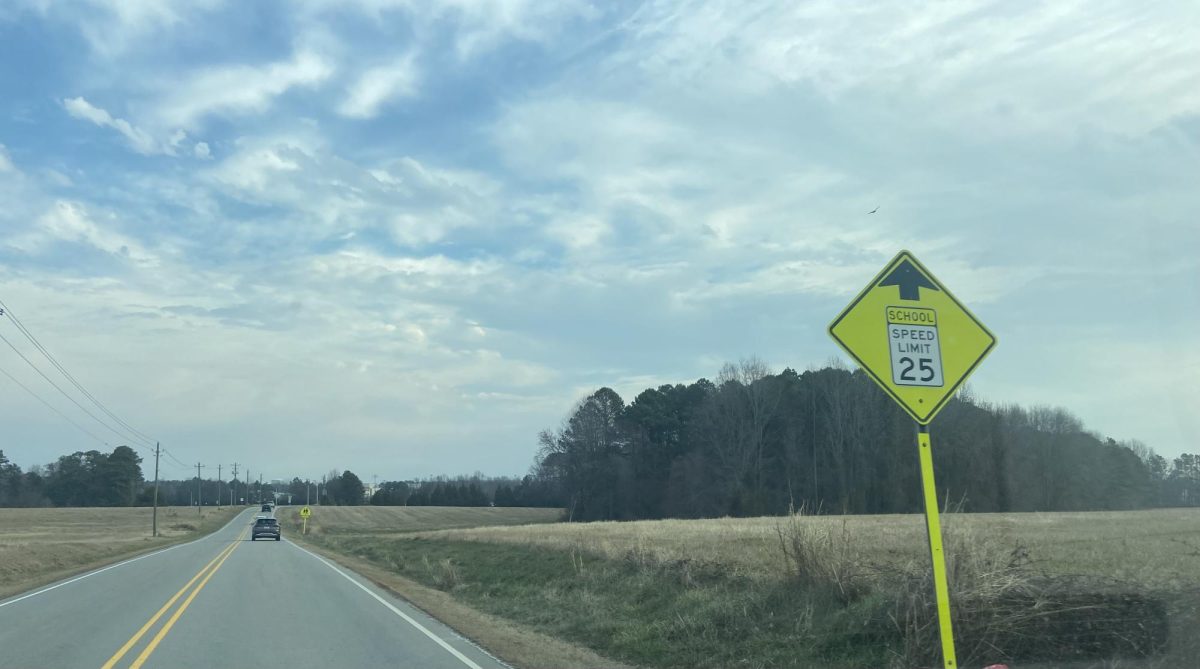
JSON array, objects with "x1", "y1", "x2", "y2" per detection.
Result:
[
  {"x1": 828, "y1": 250, "x2": 996, "y2": 669},
  {"x1": 300, "y1": 506, "x2": 311, "y2": 535}
]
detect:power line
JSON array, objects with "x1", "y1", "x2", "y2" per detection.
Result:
[
  {"x1": 0, "y1": 358, "x2": 185, "y2": 478},
  {"x1": 0, "y1": 300, "x2": 196, "y2": 476},
  {"x1": 159, "y1": 449, "x2": 191, "y2": 472},
  {"x1": 0, "y1": 360, "x2": 111, "y2": 446},
  {"x1": 0, "y1": 299, "x2": 156, "y2": 445},
  {"x1": 163, "y1": 448, "x2": 190, "y2": 470},
  {"x1": 0, "y1": 329, "x2": 153, "y2": 454}
]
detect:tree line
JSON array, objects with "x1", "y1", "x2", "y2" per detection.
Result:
[
  {"x1": 528, "y1": 360, "x2": 1200, "y2": 521},
  {"x1": 0, "y1": 449, "x2": 563, "y2": 509},
  {"x1": 5, "y1": 360, "x2": 1195, "y2": 517},
  {"x1": 0, "y1": 450, "x2": 371, "y2": 508},
  {"x1": 1, "y1": 446, "x2": 144, "y2": 507},
  {"x1": 366, "y1": 475, "x2": 561, "y2": 507}
]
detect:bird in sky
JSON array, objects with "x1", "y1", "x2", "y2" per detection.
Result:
[{"x1": 868, "y1": 206, "x2": 880, "y2": 214}]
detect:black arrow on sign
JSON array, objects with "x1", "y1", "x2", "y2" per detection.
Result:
[{"x1": 878, "y1": 258, "x2": 939, "y2": 301}]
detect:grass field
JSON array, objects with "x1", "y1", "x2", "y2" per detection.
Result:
[
  {"x1": 0, "y1": 505, "x2": 241, "y2": 600},
  {"x1": 294, "y1": 505, "x2": 563, "y2": 536},
  {"x1": 408, "y1": 509, "x2": 1200, "y2": 589},
  {"x1": 283, "y1": 506, "x2": 1200, "y2": 669}
]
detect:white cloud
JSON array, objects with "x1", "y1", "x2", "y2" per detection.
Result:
[
  {"x1": 204, "y1": 138, "x2": 500, "y2": 249},
  {"x1": 167, "y1": 128, "x2": 188, "y2": 149},
  {"x1": 63, "y1": 96, "x2": 162, "y2": 155},
  {"x1": 545, "y1": 215, "x2": 609, "y2": 251},
  {"x1": 154, "y1": 50, "x2": 334, "y2": 129},
  {"x1": 441, "y1": 0, "x2": 600, "y2": 59},
  {"x1": 66, "y1": 0, "x2": 228, "y2": 57},
  {"x1": 210, "y1": 144, "x2": 303, "y2": 195},
  {"x1": 296, "y1": 0, "x2": 598, "y2": 60},
  {"x1": 672, "y1": 258, "x2": 888, "y2": 306},
  {"x1": 312, "y1": 249, "x2": 499, "y2": 284},
  {"x1": 338, "y1": 54, "x2": 420, "y2": 119},
  {"x1": 492, "y1": 94, "x2": 895, "y2": 279},
  {"x1": 61, "y1": 98, "x2": 215, "y2": 160},
  {"x1": 617, "y1": 0, "x2": 1200, "y2": 136},
  {"x1": 0, "y1": 144, "x2": 14, "y2": 172},
  {"x1": 35, "y1": 200, "x2": 159, "y2": 266},
  {"x1": 494, "y1": 98, "x2": 687, "y2": 180},
  {"x1": 42, "y1": 169, "x2": 73, "y2": 187}
]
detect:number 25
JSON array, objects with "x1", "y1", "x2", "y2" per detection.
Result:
[{"x1": 899, "y1": 357, "x2": 936, "y2": 382}]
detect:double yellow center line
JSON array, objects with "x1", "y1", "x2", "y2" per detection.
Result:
[{"x1": 101, "y1": 525, "x2": 249, "y2": 669}]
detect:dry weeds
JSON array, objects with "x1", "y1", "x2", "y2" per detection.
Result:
[
  {"x1": 287, "y1": 505, "x2": 563, "y2": 537},
  {"x1": 406, "y1": 508, "x2": 1200, "y2": 588}
]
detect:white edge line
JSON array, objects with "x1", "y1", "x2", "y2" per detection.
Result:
[
  {"x1": 0, "y1": 508, "x2": 252, "y2": 610},
  {"x1": 288, "y1": 540, "x2": 486, "y2": 669}
]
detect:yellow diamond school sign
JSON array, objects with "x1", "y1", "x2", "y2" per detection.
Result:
[{"x1": 828, "y1": 250, "x2": 996, "y2": 424}]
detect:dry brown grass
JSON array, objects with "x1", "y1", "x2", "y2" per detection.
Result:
[
  {"x1": 406, "y1": 508, "x2": 1200, "y2": 588},
  {"x1": 0, "y1": 506, "x2": 241, "y2": 599},
  {"x1": 279, "y1": 505, "x2": 563, "y2": 537},
  {"x1": 405, "y1": 508, "x2": 1200, "y2": 668}
]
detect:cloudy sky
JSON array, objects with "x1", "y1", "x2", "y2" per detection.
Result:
[{"x1": 0, "y1": 0, "x2": 1197, "y2": 483}]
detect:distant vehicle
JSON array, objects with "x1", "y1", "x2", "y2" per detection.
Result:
[
  {"x1": 251, "y1": 517, "x2": 281, "y2": 541},
  {"x1": 261, "y1": 503, "x2": 272, "y2": 512}
]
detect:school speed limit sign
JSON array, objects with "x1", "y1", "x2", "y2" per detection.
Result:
[{"x1": 828, "y1": 250, "x2": 996, "y2": 424}]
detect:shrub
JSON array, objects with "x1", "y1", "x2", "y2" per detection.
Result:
[
  {"x1": 776, "y1": 511, "x2": 875, "y2": 605},
  {"x1": 775, "y1": 510, "x2": 1169, "y2": 668},
  {"x1": 882, "y1": 523, "x2": 1167, "y2": 667},
  {"x1": 423, "y1": 555, "x2": 463, "y2": 590}
]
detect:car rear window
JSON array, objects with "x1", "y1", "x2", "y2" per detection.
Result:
[{"x1": 255, "y1": 518, "x2": 275, "y2": 526}]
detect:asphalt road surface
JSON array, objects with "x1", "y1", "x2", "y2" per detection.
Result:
[{"x1": 0, "y1": 508, "x2": 508, "y2": 669}]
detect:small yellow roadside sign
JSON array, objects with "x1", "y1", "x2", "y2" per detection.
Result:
[
  {"x1": 828, "y1": 250, "x2": 996, "y2": 424},
  {"x1": 300, "y1": 506, "x2": 311, "y2": 518}
]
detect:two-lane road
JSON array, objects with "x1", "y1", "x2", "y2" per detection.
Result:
[{"x1": 0, "y1": 508, "x2": 507, "y2": 669}]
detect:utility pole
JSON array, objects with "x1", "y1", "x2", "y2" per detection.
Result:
[
  {"x1": 231, "y1": 463, "x2": 239, "y2": 505},
  {"x1": 258, "y1": 473, "x2": 263, "y2": 504},
  {"x1": 217, "y1": 464, "x2": 223, "y2": 509},
  {"x1": 195, "y1": 463, "x2": 205, "y2": 515},
  {"x1": 152, "y1": 443, "x2": 161, "y2": 537},
  {"x1": 306, "y1": 480, "x2": 311, "y2": 505}
]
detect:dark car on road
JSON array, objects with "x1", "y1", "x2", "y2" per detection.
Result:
[
  {"x1": 261, "y1": 503, "x2": 272, "y2": 513},
  {"x1": 252, "y1": 517, "x2": 280, "y2": 541}
]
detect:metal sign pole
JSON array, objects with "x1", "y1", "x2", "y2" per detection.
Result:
[{"x1": 917, "y1": 423, "x2": 957, "y2": 669}]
